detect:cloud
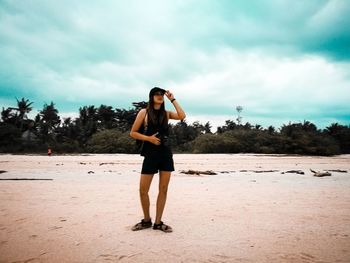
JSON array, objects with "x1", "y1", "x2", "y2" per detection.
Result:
[
  {"x1": 0, "y1": 0, "x2": 349, "y2": 129},
  {"x1": 174, "y1": 48, "x2": 350, "y2": 126}
]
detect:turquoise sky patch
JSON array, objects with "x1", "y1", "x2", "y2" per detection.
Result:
[{"x1": 1, "y1": 0, "x2": 349, "y2": 129}]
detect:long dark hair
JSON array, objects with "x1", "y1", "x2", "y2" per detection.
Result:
[{"x1": 147, "y1": 94, "x2": 168, "y2": 129}]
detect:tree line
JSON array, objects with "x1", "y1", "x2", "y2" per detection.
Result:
[{"x1": 1, "y1": 98, "x2": 349, "y2": 155}]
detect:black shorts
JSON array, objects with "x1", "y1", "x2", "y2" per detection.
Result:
[{"x1": 141, "y1": 151, "x2": 175, "y2": 174}]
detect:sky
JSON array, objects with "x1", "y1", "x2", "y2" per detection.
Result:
[{"x1": 1, "y1": 0, "x2": 349, "y2": 131}]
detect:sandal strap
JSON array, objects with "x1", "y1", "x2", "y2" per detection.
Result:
[
  {"x1": 154, "y1": 221, "x2": 171, "y2": 231},
  {"x1": 141, "y1": 219, "x2": 152, "y2": 226},
  {"x1": 153, "y1": 221, "x2": 163, "y2": 227},
  {"x1": 132, "y1": 219, "x2": 152, "y2": 230}
]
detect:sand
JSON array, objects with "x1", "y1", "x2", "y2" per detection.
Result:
[{"x1": 0, "y1": 153, "x2": 350, "y2": 263}]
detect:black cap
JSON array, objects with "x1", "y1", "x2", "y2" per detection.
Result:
[{"x1": 149, "y1": 87, "x2": 166, "y2": 97}]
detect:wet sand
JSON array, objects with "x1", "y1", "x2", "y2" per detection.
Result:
[{"x1": 0, "y1": 154, "x2": 350, "y2": 263}]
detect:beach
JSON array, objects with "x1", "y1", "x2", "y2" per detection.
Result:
[{"x1": 0, "y1": 153, "x2": 349, "y2": 263}]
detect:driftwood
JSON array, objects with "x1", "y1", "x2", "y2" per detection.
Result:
[
  {"x1": 239, "y1": 170, "x2": 279, "y2": 173},
  {"x1": 252, "y1": 170, "x2": 279, "y2": 173},
  {"x1": 180, "y1": 170, "x2": 217, "y2": 175},
  {"x1": 283, "y1": 170, "x2": 305, "y2": 175},
  {"x1": 310, "y1": 169, "x2": 331, "y2": 177},
  {"x1": 0, "y1": 178, "x2": 53, "y2": 180},
  {"x1": 99, "y1": 162, "x2": 116, "y2": 166},
  {"x1": 0, "y1": 170, "x2": 7, "y2": 174},
  {"x1": 327, "y1": 169, "x2": 347, "y2": 173}
]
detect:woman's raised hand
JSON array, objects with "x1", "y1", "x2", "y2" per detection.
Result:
[{"x1": 165, "y1": 90, "x2": 175, "y2": 101}]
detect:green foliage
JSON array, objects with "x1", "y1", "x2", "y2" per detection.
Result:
[
  {"x1": 278, "y1": 121, "x2": 341, "y2": 155},
  {"x1": 0, "y1": 123, "x2": 22, "y2": 152},
  {"x1": 52, "y1": 140, "x2": 82, "y2": 153},
  {"x1": 37, "y1": 101, "x2": 61, "y2": 143},
  {"x1": 193, "y1": 133, "x2": 237, "y2": 153},
  {"x1": 325, "y1": 123, "x2": 350, "y2": 153},
  {"x1": 86, "y1": 129, "x2": 136, "y2": 153},
  {"x1": 1, "y1": 98, "x2": 349, "y2": 155},
  {"x1": 192, "y1": 124, "x2": 341, "y2": 156}
]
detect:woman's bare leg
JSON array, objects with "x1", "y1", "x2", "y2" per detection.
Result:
[
  {"x1": 155, "y1": 171, "x2": 171, "y2": 224},
  {"x1": 139, "y1": 174, "x2": 154, "y2": 221}
]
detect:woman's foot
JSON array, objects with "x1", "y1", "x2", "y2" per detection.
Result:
[
  {"x1": 131, "y1": 218, "x2": 152, "y2": 231},
  {"x1": 153, "y1": 221, "x2": 173, "y2": 233}
]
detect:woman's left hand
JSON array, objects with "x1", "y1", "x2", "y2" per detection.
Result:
[{"x1": 165, "y1": 90, "x2": 175, "y2": 101}]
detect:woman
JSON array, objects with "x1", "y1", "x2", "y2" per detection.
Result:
[{"x1": 130, "y1": 87, "x2": 186, "y2": 233}]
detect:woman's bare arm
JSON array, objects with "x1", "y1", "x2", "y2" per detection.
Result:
[
  {"x1": 130, "y1": 109, "x2": 161, "y2": 145},
  {"x1": 165, "y1": 90, "x2": 186, "y2": 120}
]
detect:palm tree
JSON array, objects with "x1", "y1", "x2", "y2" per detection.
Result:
[
  {"x1": 115, "y1": 107, "x2": 140, "y2": 132},
  {"x1": 39, "y1": 102, "x2": 60, "y2": 138},
  {"x1": 1, "y1": 107, "x2": 16, "y2": 124},
  {"x1": 78, "y1": 105, "x2": 98, "y2": 125},
  {"x1": 325, "y1": 123, "x2": 342, "y2": 135},
  {"x1": 132, "y1": 101, "x2": 147, "y2": 111},
  {"x1": 204, "y1": 122, "x2": 212, "y2": 134},
  {"x1": 63, "y1": 117, "x2": 72, "y2": 127},
  {"x1": 76, "y1": 105, "x2": 98, "y2": 144},
  {"x1": 97, "y1": 104, "x2": 116, "y2": 129},
  {"x1": 7, "y1": 98, "x2": 33, "y2": 131},
  {"x1": 302, "y1": 120, "x2": 317, "y2": 133},
  {"x1": 254, "y1": 124, "x2": 263, "y2": 130},
  {"x1": 267, "y1": 125, "x2": 275, "y2": 135}
]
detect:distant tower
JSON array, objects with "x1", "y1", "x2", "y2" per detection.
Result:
[{"x1": 236, "y1": 106, "x2": 243, "y2": 125}]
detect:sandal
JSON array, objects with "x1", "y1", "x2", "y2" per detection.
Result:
[
  {"x1": 153, "y1": 221, "x2": 173, "y2": 233},
  {"x1": 131, "y1": 219, "x2": 152, "y2": 231}
]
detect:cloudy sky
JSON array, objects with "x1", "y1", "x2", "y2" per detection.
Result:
[{"x1": 1, "y1": 0, "x2": 349, "y2": 130}]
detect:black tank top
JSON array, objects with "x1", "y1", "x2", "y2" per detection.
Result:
[{"x1": 141, "y1": 109, "x2": 171, "y2": 156}]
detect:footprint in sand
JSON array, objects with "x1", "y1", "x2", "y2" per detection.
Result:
[
  {"x1": 97, "y1": 254, "x2": 126, "y2": 261},
  {"x1": 14, "y1": 217, "x2": 27, "y2": 222},
  {"x1": 1, "y1": 240, "x2": 8, "y2": 245},
  {"x1": 300, "y1": 252, "x2": 315, "y2": 259},
  {"x1": 97, "y1": 252, "x2": 142, "y2": 261},
  {"x1": 280, "y1": 253, "x2": 316, "y2": 262},
  {"x1": 15, "y1": 252, "x2": 48, "y2": 263},
  {"x1": 299, "y1": 252, "x2": 317, "y2": 262},
  {"x1": 213, "y1": 254, "x2": 230, "y2": 259},
  {"x1": 49, "y1": 226, "x2": 63, "y2": 231}
]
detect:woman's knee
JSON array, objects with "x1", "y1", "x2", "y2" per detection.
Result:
[
  {"x1": 139, "y1": 174, "x2": 153, "y2": 196},
  {"x1": 158, "y1": 185, "x2": 168, "y2": 195},
  {"x1": 139, "y1": 187, "x2": 150, "y2": 196}
]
